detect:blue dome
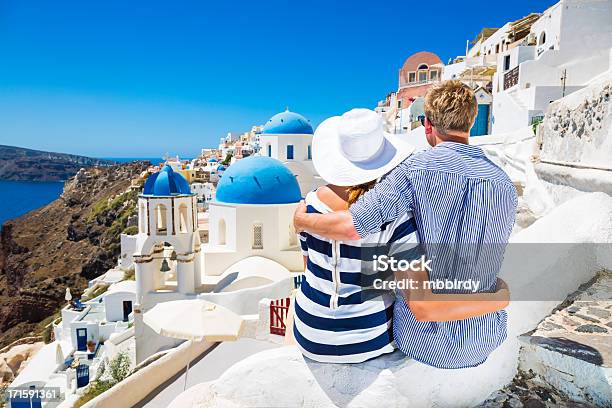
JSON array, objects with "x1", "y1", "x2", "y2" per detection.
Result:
[
  {"x1": 142, "y1": 165, "x2": 193, "y2": 197},
  {"x1": 262, "y1": 109, "x2": 313, "y2": 135},
  {"x1": 208, "y1": 157, "x2": 218, "y2": 163},
  {"x1": 216, "y1": 156, "x2": 301, "y2": 205},
  {"x1": 217, "y1": 165, "x2": 227, "y2": 171}
]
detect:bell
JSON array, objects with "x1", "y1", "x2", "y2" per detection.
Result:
[
  {"x1": 160, "y1": 259, "x2": 171, "y2": 273},
  {"x1": 170, "y1": 251, "x2": 177, "y2": 261}
]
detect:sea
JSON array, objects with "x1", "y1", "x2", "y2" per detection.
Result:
[
  {"x1": 0, "y1": 157, "x2": 169, "y2": 228},
  {"x1": 0, "y1": 180, "x2": 65, "y2": 226}
]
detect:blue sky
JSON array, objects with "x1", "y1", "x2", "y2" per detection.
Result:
[{"x1": 0, "y1": 0, "x2": 554, "y2": 158}]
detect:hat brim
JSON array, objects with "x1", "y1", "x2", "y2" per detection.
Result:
[{"x1": 312, "y1": 116, "x2": 415, "y2": 186}]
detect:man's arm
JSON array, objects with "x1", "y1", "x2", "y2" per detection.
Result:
[
  {"x1": 397, "y1": 270, "x2": 510, "y2": 322},
  {"x1": 294, "y1": 202, "x2": 359, "y2": 240},
  {"x1": 294, "y1": 165, "x2": 413, "y2": 240}
]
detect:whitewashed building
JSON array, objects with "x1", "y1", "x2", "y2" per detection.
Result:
[
  {"x1": 190, "y1": 181, "x2": 215, "y2": 209},
  {"x1": 258, "y1": 109, "x2": 323, "y2": 195},
  {"x1": 491, "y1": 0, "x2": 612, "y2": 133}
]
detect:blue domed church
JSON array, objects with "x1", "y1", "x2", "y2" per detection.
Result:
[
  {"x1": 258, "y1": 109, "x2": 323, "y2": 195},
  {"x1": 201, "y1": 155, "x2": 304, "y2": 276}
]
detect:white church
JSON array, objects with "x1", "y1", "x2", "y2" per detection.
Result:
[
  {"x1": 131, "y1": 156, "x2": 304, "y2": 361},
  {"x1": 258, "y1": 109, "x2": 323, "y2": 195}
]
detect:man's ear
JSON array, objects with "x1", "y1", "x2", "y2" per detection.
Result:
[
  {"x1": 424, "y1": 118, "x2": 436, "y2": 147},
  {"x1": 424, "y1": 117, "x2": 433, "y2": 135}
]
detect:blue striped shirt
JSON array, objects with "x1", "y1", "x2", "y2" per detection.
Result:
[
  {"x1": 349, "y1": 142, "x2": 517, "y2": 369},
  {"x1": 295, "y1": 190, "x2": 419, "y2": 363}
]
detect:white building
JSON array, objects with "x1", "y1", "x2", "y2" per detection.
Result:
[
  {"x1": 491, "y1": 0, "x2": 612, "y2": 134},
  {"x1": 103, "y1": 280, "x2": 137, "y2": 323},
  {"x1": 203, "y1": 155, "x2": 304, "y2": 277},
  {"x1": 442, "y1": 14, "x2": 540, "y2": 136},
  {"x1": 132, "y1": 159, "x2": 302, "y2": 362},
  {"x1": 190, "y1": 181, "x2": 215, "y2": 209},
  {"x1": 258, "y1": 109, "x2": 323, "y2": 195}
]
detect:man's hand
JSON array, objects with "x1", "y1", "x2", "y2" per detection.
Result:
[{"x1": 293, "y1": 201, "x2": 307, "y2": 233}]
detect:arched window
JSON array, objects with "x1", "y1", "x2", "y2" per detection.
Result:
[
  {"x1": 289, "y1": 225, "x2": 298, "y2": 247},
  {"x1": 539, "y1": 31, "x2": 546, "y2": 45},
  {"x1": 252, "y1": 223, "x2": 263, "y2": 249},
  {"x1": 417, "y1": 64, "x2": 428, "y2": 70},
  {"x1": 178, "y1": 203, "x2": 189, "y2": 233},
  {"x1": 155, "y1": 204, "x2": 167, "y2": 235},
  {"x1": 218, "y1": 218, "x2": 226, "y2": 245},
  {"x1": 139, "y1": 203, "x2": 147, "y2": 233}
]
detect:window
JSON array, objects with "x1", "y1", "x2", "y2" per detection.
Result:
[
  {"x1": 155, "y1": 204, "x2": 167, "y2": 234},
  {"x1": 418, "y1": 71, "x2": 428, "y2": 82},
  {"x1": 430, "y1": 70, "x2": 438, "y2": 81},
  {"x1": 252, "y1": 223, "x2": 263, "y2": 249},
  {"x1": 289, "y1": 225, "x2": 298, "y2": 246},
  {"x1": 218, "y1": 218, "x2": 226, "y2": 245},
  {"x1": 503, "y1": 55, "x2": 511, "y2": 71},
  {"x1": 539, "y1": 31, "x2": 546, "y2": 45},
  {"x1": 286, "y1": 145, "x2": 294, "y2": 160},
  {"x1": 417, "y1": 64, "x2": 428, "y2": 70},
  {"x1": 139, "y1": 203, "x2": 147, "y2": 233},
  {"x1": 178, "y1": 203, "x2": 189, "y2": 233},
  {"x1": 267, "y1": 144, "x2": 272, "y2": 157},
  {"x1": 307, "y1": 145, "x2": 311, "y2": 160},
  {"x1": 495, "y1": 44, "x2": 500, "y2": 54},
  {"x1": 408, "y1": 72, "x2": 416, "y2": 83}
]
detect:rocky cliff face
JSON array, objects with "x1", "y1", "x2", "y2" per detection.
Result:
[
  {"x1": 0, "y1": 145, "x2": 114, "y2": 181},
  {"x1": 0, "y1": 162, "x2": 149, "y2": 347}
]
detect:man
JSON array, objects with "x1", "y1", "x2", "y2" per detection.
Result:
[{"x1": 294, "y1": 80, "x2": 517, "y2": 368}]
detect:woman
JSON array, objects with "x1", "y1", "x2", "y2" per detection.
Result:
[{"x1": 292, "y1": 109, "x2": 509, "y2": 364}]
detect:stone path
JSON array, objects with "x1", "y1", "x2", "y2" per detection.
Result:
[{"x1": 479, "y1": 271, "x2": 611, "y2": 407}]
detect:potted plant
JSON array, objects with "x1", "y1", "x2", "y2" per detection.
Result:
[{"x1": 87, "y1": 340, "x2": 96, "y2": 352}]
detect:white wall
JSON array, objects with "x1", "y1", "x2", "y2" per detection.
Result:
[
  {"x1": 442, "y1": 60, "x2": 466, "y2": 80},
  {"x1": 203, "y1": 202, "x2": 303, "y2": 277},
  {"x1": 104, "y1": 292, "x2": 136, "y2": 322},
  {"x1": 119, "y1": 234, "x2": 137, "y2": 271},
  {"x1": 259, "y1": 133, "x2": 312, "y2": 162}
]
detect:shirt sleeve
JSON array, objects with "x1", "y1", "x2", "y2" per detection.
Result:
[{"x1": 349, "y1": 164, "x2": 414, "y2": 237}]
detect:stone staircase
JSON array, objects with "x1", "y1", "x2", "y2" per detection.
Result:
[{"x1": 479, "y1": 271, "x2": 612, "y2": 407}]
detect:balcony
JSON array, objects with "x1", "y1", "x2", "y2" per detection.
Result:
[
  {"x1": 399, "y1": 79, "x2": 437, "y2": 89},
  {"x1": 503, "y1": 66, "x2": 519, "y2": 90}
]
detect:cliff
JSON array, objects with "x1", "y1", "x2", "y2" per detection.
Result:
[
  {"x1": 0, "y1": 162, "x2": 150, "y2": 347},
  {"x1": 0, "y1": 145, "x2": 114, "y2": 181}
]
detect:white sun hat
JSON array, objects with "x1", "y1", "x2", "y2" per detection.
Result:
[{"x1": 312, "y1": 108, "x2": 415, "y2": 186}]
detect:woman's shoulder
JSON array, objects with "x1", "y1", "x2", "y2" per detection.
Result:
[{"x1": 305, "y1": 187, "x2": 345, "y2": 214}]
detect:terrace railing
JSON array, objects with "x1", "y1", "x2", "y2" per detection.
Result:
[
  {"x1": 504, "y1": 66, "x2": 519, "y2": 90},
  {"x1": 270, "y1": 297, "x2": 291, "y2": 336}
]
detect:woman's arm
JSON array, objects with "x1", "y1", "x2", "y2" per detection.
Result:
[{"x1": 396, "y1": 270, "x2": 510, "y2": 322}]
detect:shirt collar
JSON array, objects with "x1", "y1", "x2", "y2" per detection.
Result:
[{"x1": 437, "y1": 141, "x2": 485, "y2": 157}]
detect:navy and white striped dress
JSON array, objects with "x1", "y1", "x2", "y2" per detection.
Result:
[{"x1": 295, "y1": 190, "x2": 419, "y2": 363}]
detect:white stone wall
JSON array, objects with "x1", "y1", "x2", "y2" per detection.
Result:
[{"x1": 540, "y1": 75, "x2": 612, "y2": 167}]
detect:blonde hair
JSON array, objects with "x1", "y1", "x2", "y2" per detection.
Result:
[
  {"x1": 347, "y1": 180, "x2": 376, "y2": 205},
  {"x1": 424, "y1": 80, "x2": 478, "y2": 135}
]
